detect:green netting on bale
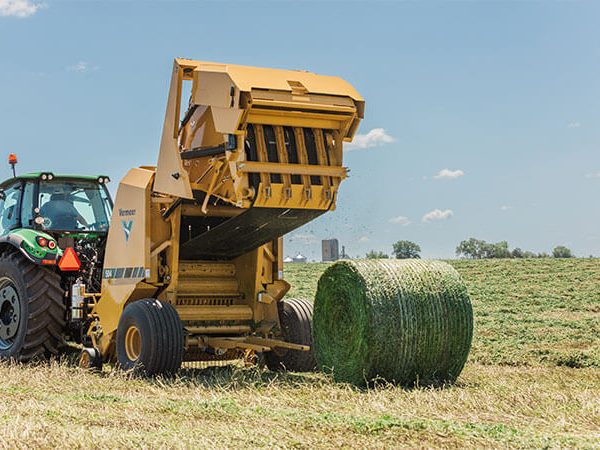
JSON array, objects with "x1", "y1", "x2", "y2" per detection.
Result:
[{"x1": 313, "y1": 259, "x2": 473, "y2": 386}]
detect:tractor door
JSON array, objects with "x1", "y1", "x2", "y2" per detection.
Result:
[{"x1": 20, "y1": 182, "x2": 35, "y2": 229}]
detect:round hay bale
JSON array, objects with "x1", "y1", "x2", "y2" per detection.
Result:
[{"x1": 313, "y1": 259, "x2": 473, "y2": 386}]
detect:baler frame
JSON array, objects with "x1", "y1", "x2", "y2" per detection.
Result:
[{"x1": 82, "y1": 58, "x2": 364, "y2": 371}]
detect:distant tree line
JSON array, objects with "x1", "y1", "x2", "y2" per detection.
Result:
[
  {"x1": 366, "y1": 240, "x2": 421, "y2": 259},
  {"x1": 455, "y1": 238, "x2": 574, "y2": 259},
  {"x1": 365, "y1": 238, "x2": 577, "y2": 260},
  {"x1": 365, "y1": 250, "x2": 389, "y2": 259}
]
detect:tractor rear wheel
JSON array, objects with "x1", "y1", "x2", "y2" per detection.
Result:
[
  {"x1": 0, "y1": 250, "x2": 65, "y2": 361},
  {"x1": 116, "y1": 299, "x2": 183, "y2": 376},
  {"x1": 266, "y1": 298, "x2": 316, "y2": 372}
]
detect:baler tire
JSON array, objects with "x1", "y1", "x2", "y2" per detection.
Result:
[
  {"x1": 266, "y1": 298, "x2": 316, "y2": 372},
  {"x1": 0, "y1": 250, "x2": 65, "y2": 362},
  {"x1": 79, "y1": 347, "x2": 103, "y2": 372},
  {"x1": 116, "y1": 299, "x2": 183, "y2": 376}
]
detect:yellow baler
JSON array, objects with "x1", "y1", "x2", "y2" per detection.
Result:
[{"x1": 83, "y1": 59, "x2": 364, "y2": 374}]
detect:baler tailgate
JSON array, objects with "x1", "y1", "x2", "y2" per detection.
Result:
[{"x1": 155, "y1": 58, "x2": 363, "y2": 214}]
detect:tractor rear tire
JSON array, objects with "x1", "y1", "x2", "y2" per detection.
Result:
[
  {"x1": 116, "y1": 299, "x2": 183, "y2": 376},
  {"x1": 266, "y1": 298, "x2": 316, "y2": 372},
  {"x1": 0, "y1": 250, "x2": 65, "y2": 361}
]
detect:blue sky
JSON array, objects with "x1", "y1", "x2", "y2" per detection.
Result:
[{"x1": 1, "y1": 0, "x2": 600, "y2": 259}]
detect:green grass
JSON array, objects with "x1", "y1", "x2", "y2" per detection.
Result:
[
  {"x1": 0, "y1": 258, "x2": 598, "y2": 448},
  {"x1": 450, "y1": 259, "x2": 600, "y2": 369}
]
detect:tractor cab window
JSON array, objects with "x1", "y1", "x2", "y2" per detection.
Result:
[
  {"x1": 38, "y1": 180, "x2": 111, "y2": 232},
  {"x1": 0, "y1": 184, "x2": 21, "y2": 235},
  {"x1": 20, "y1": 182, "x2": 35, "y2": 228}
]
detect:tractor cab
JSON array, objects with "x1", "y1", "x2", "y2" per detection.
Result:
[
  {"x1": 0, "y1": 172, "x2": 113, "y2": 294},
  {"x1": 0, "y1": 173, "x2": 113, "y2": 237}
]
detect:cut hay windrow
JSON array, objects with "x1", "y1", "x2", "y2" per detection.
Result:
[{"x1": 313, "y1": 259, "x2": 473, "y2": 386}]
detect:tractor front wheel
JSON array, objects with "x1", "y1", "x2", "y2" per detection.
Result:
[
  {"x1": 116, "y1": 299, "x2": 183, "y2": 376},
  {"x1": 266, "y1": 298, "x2": 316, "y2": 372},
  {"x1": 0, "y1": 250, "x2": 65, "y2": 361}
]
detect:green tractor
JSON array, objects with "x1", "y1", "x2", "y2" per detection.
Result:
[{"x1": 0, "y1": 171, "x2": 112, "y2": 361}]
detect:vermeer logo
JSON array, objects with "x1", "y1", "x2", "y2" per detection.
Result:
[
  {"x1": 119, "y1": 208, "x2": 136, "y2": 217},
  {"x1": 121, "y1": 219, "x2": 133, "y2": 242},
  {"x1": 118, "y1": 209, "x2": 136, "y2": 243}
]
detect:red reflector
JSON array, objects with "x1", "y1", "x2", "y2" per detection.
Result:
[
  {"x1": 48, "y1": 240, "x2": 56, "y2": 250},
  {"x1": 58, "y1": 247, "x2": 81, "y2": 271},
  {"x1": 36, "y1": 237, "x2": 48, "y2": 247},
  {"x1": 41, "y1": 259, "x2": 56, "y2": 265}
]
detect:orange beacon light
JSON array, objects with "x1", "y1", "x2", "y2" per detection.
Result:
[{"x1": 8, "y1": 153, "x2": 17, "y2": 177}]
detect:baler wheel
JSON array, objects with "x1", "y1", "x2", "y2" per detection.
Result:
[
  {"x1": 0, "y1": 250, "x2": 65, "y2": 361},
  {"x1": 79, "y1": 347, "x2": 103, "y2": 372},
  {"x1": 116, "y1": 299, "x2": 183, "y2": 376},
  {"x1": 266, "y1": 298, "x2": 316, "y2": 372}
]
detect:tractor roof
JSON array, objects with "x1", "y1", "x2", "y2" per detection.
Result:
[{"x1": 0, "y1": 172, "x2": 110, "y2": 189}]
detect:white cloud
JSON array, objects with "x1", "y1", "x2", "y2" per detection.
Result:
[
  {"x1": 358, "y1": 235, "x2": 370, "y2": 243},
  {"x1": 388, "y1": 215, "x2": 411, "y2": 226},
  {"x1": 585, "y1": 171, "x2": 600, "y2": 179},
  {"x1": 345, "y1": 128, "x2": 394, "y2": 151},
  {"x1": 500, "y1": 205, "x2": 512, "y2": 211},
  {"x1": 567, "y1": 121, "x2": 581, "y2": 128},
  {"x1": 0, "y1": 0, "x2": 43, "y2": 17},
  {"x1": 67, "y1": 61, "x2": 98, "y2": 73},
  {"x1": 433, "y1": 168, "x2": 465, "y2": 180},
  {"x1": 422, "y1": 209, "x2": 453, "y2": 223}
]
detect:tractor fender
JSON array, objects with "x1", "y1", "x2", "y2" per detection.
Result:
[{"x1": 0, "y1": 229, "x2": 62, "y2": 265}]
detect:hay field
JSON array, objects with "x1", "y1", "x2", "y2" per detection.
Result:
[{"x1": 0, "y1": 259, "x2": 598, "y2": 448}]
